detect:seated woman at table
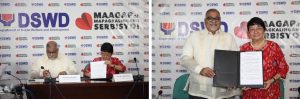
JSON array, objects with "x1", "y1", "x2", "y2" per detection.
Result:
[
  {"x1": 82, "y1": 42, "x2": 126, "y2": 79},
  {"x1": 240, "y1": 17, "x2": 289, "y2": 98}
]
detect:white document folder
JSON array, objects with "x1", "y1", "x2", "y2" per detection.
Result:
[{"x1": 90, "y1": 61, "x2": 107, "y2": 79}]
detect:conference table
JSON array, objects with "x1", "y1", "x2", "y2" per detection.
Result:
[{"x1": 25, "y1": 80, "x2": 148, "y2": 99}]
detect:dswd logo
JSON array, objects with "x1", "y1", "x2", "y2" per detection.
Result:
[
  {"x1": 75, "y1": 13, "x2": 93, "y2": 30},
  {"x1": 0, "y1": 14, "x2": 14, "y2": 26},
  {"x1": 160, "y1": 23, "x2": 175, "y2": 35}
]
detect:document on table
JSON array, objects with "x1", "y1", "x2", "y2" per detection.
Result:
[
  {"x1": 240, "y1": 52, "x2": 263, "y2": 88},
  {"x1": 90, "y1": 61, "x2": 107, "y2": 79}
]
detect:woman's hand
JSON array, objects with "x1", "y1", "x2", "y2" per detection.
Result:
[
  {"x1": 105, "y1": 60, "x2": 113, "y2": 67},
  {"x1": 263, "y1": 78, "x2": 274, "y2": 89},
  {"x1": 82, "y1": 69, "x2": 91, "y2": 77}
]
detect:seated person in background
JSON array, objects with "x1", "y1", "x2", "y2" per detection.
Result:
[
  {"x1": 31, "y1": 41, "x2": 78, "y2": 79},
  {"x1": 82, "y1": 42, "x2": 126, "y2": 79}
]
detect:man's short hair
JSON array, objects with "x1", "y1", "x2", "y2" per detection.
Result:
[
  {"x1": 247, "y1": 17, "x2": 266, "y2": 31},
  {"x1": 101, "y1": 42, "x2": 113, "y2": 54},
  {"x1": 205, "y1": 9, "x2": 220, "y2": 18},
  {"x1": 46, "y1": 41, "x2": 58, "y2": 48}
]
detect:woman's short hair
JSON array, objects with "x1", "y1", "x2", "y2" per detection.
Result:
[
  {"x1": 101, "y1": 42, "x2": 113, "y2": 54},
  {"x1": 247, "y1": 17, "x2": 266, "y2": 31}
]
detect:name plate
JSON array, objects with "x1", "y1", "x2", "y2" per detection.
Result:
[
  {"x1": 58, "y1": 75, "x2": 80, "y2": 83},
  {"x1": 113, "y1": 74, "x2": 133, "y2": 82}
]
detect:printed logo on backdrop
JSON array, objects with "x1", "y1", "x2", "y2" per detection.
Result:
[
  {"x1": 256, "y1": 10, "x2": 268, "y2": 15},
  {"x1": 48, "y1": 3, "x2": 60, "y2": 7},
  {"x1": 273, "y1": 1, "x2": 286, "y2": 6},
  {"x1": 0, "y1": 37, "x2": 11, "y2": 41},
  {"x1": 235, "y1": 20, "x2": 300, "y2": 40},
  {"x1": 76, "y1": 12, "x2": 140, "y2": 30},
  {"x1": 64, "y1": 3, "x2": 76, "y2": 6},
  {"x1": 207, "y1": 3, "x2": 219, "y2": 7},
  {"x1": 160, "y1": 22, "x2": 175, "y2": 37},
  {"x1": 256, "y1": 2, "x2": 268, "y2": 6},
  {"x1": 96, "y1": 2, "x2": 108, "y2": 6},
  {"x1": 223, "y1": 3, "x2": 235, "y2": 7},
  {"x1": 75, "y1": 13, "x2": 93, "y2": 30},
  {"x1": 32, "y1": 53, "x2": 44, "y2": 57},
  {"x1": 31, "y1": 3, "x2": 43, "y2": 7},
  {"x1": 239, "y1": 2, "x2": 251, "y2": 6},
  {"x1": 291, "y1": 10, "x2": 300, "y2": 14},
  {"x1": 290, "y1": 54, "x2": 300, "y2": 57},
  {"x1": 159, "y1": 21, "x2": 228, "y2": 40},
  {"x1": 234, "y1": 21, "x2": 248, "y2": 39},
  {"x1": 290, "y1": 62, "x2": 300, "y2": 66},
  {"x1": 0, "y1": 54, "x2": 11, "y2": 58},
  {"x1": 290, "y1": 45, "x2": 300, "y2": 49},
  {"x1": 190, "y1": 3, "x2": 202, "y2": 7},
  {"x1": 16, "y1": 37, "x2": 28, "y2": 41},
  {"x1": 0, "y1": 14, "x2": 14, "y2": 26},
  {"x1": 0, "y1": 12, "x2": 70, "y2": 32},
  {"x1": 65, "y1": 52, "x2": 77, "y2": 56},
  {"x1": 265, "y1": 20, "x2": 300, "y2": 39},
  {"x1": 291, "y1": 1, "x2": 300, "y2": 5},
  {"x1": 0, "y1": 3, "x2": 10, "y2": 7},
  {"x1": 290, "y1": 79, "x2": 300, "y2": 83}
]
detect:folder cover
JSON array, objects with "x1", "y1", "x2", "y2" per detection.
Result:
[{"x1": 213, "y1": 50, "x2": 263, "y2": 88}]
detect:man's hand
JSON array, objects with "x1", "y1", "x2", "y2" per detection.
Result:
[
  {"x1": 242, "y1": 87, "x2": 251, "y2": 91},
  {"x1": 43, "y1": 70, "x2": 50, "y2": 78},
  {"x1": 200, "y1": 67, "x2": 215, "y2": 78},
  {"x1": 58, "y1": 71, "x2": 67, "y2": 75}
]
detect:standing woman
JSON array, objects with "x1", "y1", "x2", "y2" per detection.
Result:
[{"x1": 240, "y1": 17, "x2": 289, "y2": 98}]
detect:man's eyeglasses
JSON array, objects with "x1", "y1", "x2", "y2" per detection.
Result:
[{"x1": 206, "y1": 16, "x2": 221, "y2": 22}]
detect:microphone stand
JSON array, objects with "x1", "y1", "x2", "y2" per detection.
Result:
[
  {"x1": 6, "y1": 72, "x2": 24, "y2": 99},
  {"x1": 133, "y1": 58, "x2": 144, "y2": 81},
  {"x1": 126, "y1": 58, "x2": 145, "y2": 99},
  {"x1": 41, "y1": 66, "x2": 65, "y2": 99}
]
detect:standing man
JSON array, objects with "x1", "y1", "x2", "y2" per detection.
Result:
[
  {"x1": 180, "y1": 9, "x2": 240, "y2": 99},
  {"x1": 31, "y1": 41, "x2": 77, "y2": 79}
]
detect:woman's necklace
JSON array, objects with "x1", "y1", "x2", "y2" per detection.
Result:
[{"x1": 250, "y1": 40, "x2": 266, "y2": 50}]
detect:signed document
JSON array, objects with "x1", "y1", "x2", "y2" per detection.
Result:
[
  {"x1": 213, "y1": 50, "x2": 263, "y2": 88},
  {"x1": 240, "y1": 52, "x2": 263, "y2": 88},
  {"x1": 90, "y1": 61, "x2": 107, "y2": 79}
]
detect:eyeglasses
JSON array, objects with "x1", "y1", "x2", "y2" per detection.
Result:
[
  {"x1": 248, "y1": 27, "x2": 264, "y2": 33},
  {"x1": 206, "y1": 16, "x2": 221, "y2": 22}
]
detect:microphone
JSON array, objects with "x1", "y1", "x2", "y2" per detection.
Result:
[
  {"x1": 133, "y1": 57, "x2": 144, "y2": 81},
  {"x1": 41, "y1": 66, "x2": 55, "y2": 83},
  {"x1": 298, "y1": 87, "x2": 300, "y2": 95},
  {"x1": 134, "y1": 58, "x2": 140, "y2": 76},
  {"x1": 5, "y1": 72, "x2": 24, "y2": 97},
  {"x1": 156, "y1": 90, "x2": 163, "y2": 99}
]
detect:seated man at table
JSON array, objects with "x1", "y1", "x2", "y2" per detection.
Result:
[
  {"x1": 82, "y1": 42, "x2": 126, "y2": 79},
  {"x1": 30, "y1": 41, "x2": 78, "y2": 79}
]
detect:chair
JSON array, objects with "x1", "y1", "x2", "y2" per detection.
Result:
[
  {"x1": 172, "y1": 74, "x2": 189, "y2": 99},
  {"x1": 280, "y1": 79, "x2": 284, "y2": 99}
]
